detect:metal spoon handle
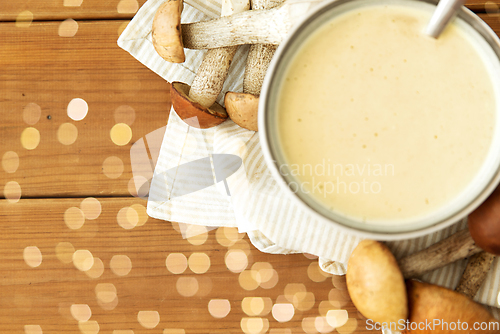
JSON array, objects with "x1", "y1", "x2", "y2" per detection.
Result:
[{"x1": 425, "y1": 0, "x2": 466, "y2": 38}]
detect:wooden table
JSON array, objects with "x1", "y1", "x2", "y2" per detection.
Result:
[{"x1": 0, "y1": 1, "x2": 499, "y2": 333}]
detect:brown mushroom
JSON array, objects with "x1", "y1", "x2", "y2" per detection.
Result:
[
  {"x1": 398, "y1": 185, "x2": 500, "y2": 279},
  {"x1": 224, "y1": 0, "x2": 284, "y2": 131},
  {"x1": 346, "y1": 240, "x2": 408, "y2": 325},
  {"x1": 152, "y1": 0, "x2": 185, "y2": 63},
  {"x1": 405, "y1": 280, "x2": 499, "y2": 334},
  {"x1": 468, "y1": 186, "x2": 500, "y2": 255},
  {"x1": 158, "y1": 0, "x2": 250, "y2": 128}
]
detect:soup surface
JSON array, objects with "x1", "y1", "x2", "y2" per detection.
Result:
[{"x1": 277, "y1": 4, "x2": 495, "y2": 224}]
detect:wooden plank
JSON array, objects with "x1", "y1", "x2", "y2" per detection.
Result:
[
  {"x1": 0, "y1": 20, "x2": 171, "y2": 199},
  {"x1": 0, "y1": 0, "x2": 496, "y2": 23},
  {"x1": 467, "y1": 0, "x2": 500, "y2": 12},
  {"x1": 0, "y1": 197, "x2": 375, "y2": 333},
  {"x1": 0, "y1": 0, "x2": 148, "y2": 22}
]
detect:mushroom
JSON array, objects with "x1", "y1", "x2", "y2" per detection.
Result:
[
  {"x1": 154, "y1": 0, "x2": 250, "y2": 128},
  {"x1": 180, "y1": 0, "x2": 322, "y2": 49},
  {"x1": 468, "y1": 186, "x2": 500, "y2": 254},
  {"x1": 398, "y1": 186, "x2": 500, "y2": 279},
  {"x1": 224, "y1": 0, "x2": 284, "y2": 131},
  {"x1": 405, "y1": 280, "x2": 499, "y2": 334},
  {"x1": 346, "y1": 240, "x2": 408, "y2": 325},
  {"x1": 152, "y1": 0, "x2": 185, "y2": 63}
]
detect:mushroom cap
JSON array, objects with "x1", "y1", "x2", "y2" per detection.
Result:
[
  {"x1": 152, "y1": 0, "x2": 185, "y2": 63},
  {"x1": 346, "y1": 240, "x2": 408, "y2": 325},
  {"x1": 171, "y1": 82, "x2": 228, "y2": 129},
  {"x1": 224, "y1": 92, "x2": 259, "y2": 131},
  {"x1": 469, "y1": 186, "x2": 500, "y2": 255},
  {"x1": 405, "y1": 280, "x2": 498, "y2": 334}
]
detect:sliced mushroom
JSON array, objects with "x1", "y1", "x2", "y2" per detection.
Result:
[{"x1": 152, "y1": 0, "x2": 185, "y2": 63}]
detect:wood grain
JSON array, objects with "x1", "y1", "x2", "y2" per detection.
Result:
[
  {"x1": 0, "y1": 0, "x2": 497, "y2": 22},
  {"x1": 0, "y1": 0, "x2": 148, "y2": 22},
  {"x1": 0, "y1": 20, "x2": 171, "y2": 199},
  {"x1": 0, "y1": 198, "x2": 371, "y2": 333}
]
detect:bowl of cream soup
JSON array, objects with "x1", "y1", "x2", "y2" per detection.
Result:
[{"x1": 259, "y1": 0, "x2": 500, "y2": 239}]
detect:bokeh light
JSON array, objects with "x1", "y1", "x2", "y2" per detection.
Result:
[
  {"x1": 95, "y1": 283, "x2": 117, "y2": 304},
  {"x1": 55, "y1": 242, "x2": 75, "y2": 264},
  {"x1": 138, "y1": 311, "x2": 160, "y2": 329},
  {"x1": 16, "y1": 11, "x2": 33, "y2": 28},
  {"x1": 21, "y1": 127, "x2": 40, "y2": 150},
  {"x1": 110, "y1": 255, "x2": 132, "y2": 276},
  {"x1": 117, "y1": 0, "x2": 139, "y2": 13},
  {"x1": 64, "y1": 0, "x2": 83, "y2": 6},
  {"x1": 58, "y1": 19, "x2": 79, "y2": 37},
  {"x1": 64, "y1": 207, "x2": 85, "y2": 230},
  {"x1": 307, "y1": 261, "x2": 331, "y2": 282},
  {"x1": 80, "y1": 197, "x2": 102, "y2": 220},
  {"x1": 115, "y1": 105, "x2": 136, "y2": 125},
  {"x1": 176, "y1": 277, "x2": 199, "y2": 297},
  {"x1": 284, "y1": 283, "x2": 306, "y2": 303},
  {"x1": 24, "y1": 325, "x2": 42, "y2": 334},
  {"x1": 4, "y1": 181, "x2": 22, "y2": 203},
  {"x1": 293, "y1": 292, "x2": 315, "y2": 312},
  {"x1": 67, "y1": 98, "x2": 88, "y2": 121},
  {"x1": 328, "y1": 288, "x2": 350, "y2": 308},
  {"x1": 85, "y1": 257, "x2": 105, "y2": 279},
  {"x1": 70, "y1": 304, "x2": 92, "y2": 322},
  {"x1": 73, "y1": 250, "x2": 94, "y2": 271},
  {"x1": 332, "y1": 275, "x2": 348, "y2": 290},
  {"x1": 301, "y1": 317, "x2": 317, "y2": 334},
  {"x1": 225, "y1": 249, "x2": 248, "y2": 273},
  {"x1": 2, "y1": 151, "x2": 19, "y2": 173},
  {"x1": 102, "y1": 156, "x2": 124, "y2": 179},
  {"x1": 241, "y1": 317, "x2": 269, "y2": 334},
  {"x1": 242, "y1": 297, "x2": 272, "y2": 317},
  {"x1": 110, "y1": 123, "x2": 132, "y2": 146},
  {"x1": 208, "y1": 299, "x2": 231, "y2": 318},
  {"x1": 239, "y1": 270, "x2": 259, "y2": 291},
  {"x1": 23, "y1": 103, "x2": 41, "y2": 125},
  {"x1": 166, "y1": 253, "x2": 187, "y2": 274},
  {"x1": 78, "y1": 320, "x2": 99, "y2": 334},
  {"x1": 185, "y1": 224, "x2": 208, "y2": 245},
  {"x1": 315, "y1": 316, "x2": 334, "y2": 334},
  {"x1": 336, "y1": 318, "x2": 358, "y2": 334},
  {"x1": 326, "y1": 309, "x2": 348, "y2": 328},
  {"x1": 272, "y1": 303, "x2": 294, "y2": 322},
  {"x1": 188, "y1": 252, "x2": 211, "y2": 274},
  {"x1": 57, "y1": 123, "x2": 78, "y2": 145},
  {"x1": 485, "y1": 1, "x2": 500, "y2": 15},
  {"x1": 24, "y1": 246, "x2": 42, "y2": 268},
  {"x1": 117, "y1": 206, "x2": 139, "y2": 229},
  {"x1": 130, "y1": 204, "x2": 148, "y2": 226}
]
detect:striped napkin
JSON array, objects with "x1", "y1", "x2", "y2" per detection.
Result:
[{"x1": 118, "y1": 0, "x2": 500, "y2": 313}]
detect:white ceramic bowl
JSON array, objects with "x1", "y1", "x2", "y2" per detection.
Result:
[{"x1": 259, "y1": 0, "x2": 500, "y2": 240}]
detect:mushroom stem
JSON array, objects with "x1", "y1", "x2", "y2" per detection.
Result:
[
  {"x1": 398, "y1": 228, "x2": 482, "y2": 279},
  {"x1": 189, "y1": 46, "x2": 239, "y2": 108},
  {"x1": 182, "y1": 2, "x2": 301, "y2": 49},
  {"x1": 455, "y1": 251, "x2": 496, "y2": 298},
  {"x1": 242, "y1": 0, "x2": 283, "y2": 94},
  {"x1": 188, "y1": 0, "x2": 250, "y2": 108},
  {"x1": 243, "y1": 44, "x2": 277, "y2": 95}
]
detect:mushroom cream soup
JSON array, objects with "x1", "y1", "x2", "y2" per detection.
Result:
[{"x1": 277, "y1": 4, "x2": 496, "y2": 224}]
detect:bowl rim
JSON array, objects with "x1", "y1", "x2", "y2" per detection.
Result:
[{"x1": 258, "y1": 0, "x2": 500, "y2": 240}]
